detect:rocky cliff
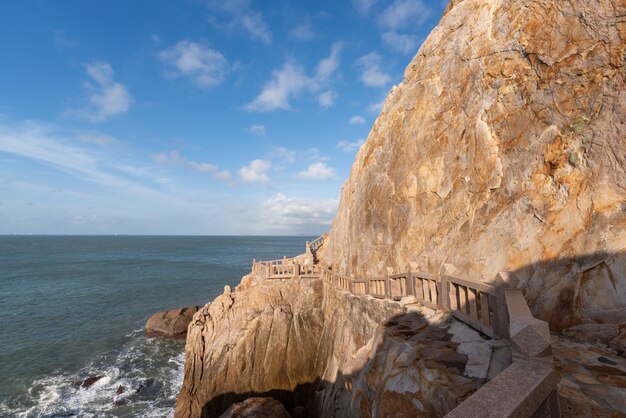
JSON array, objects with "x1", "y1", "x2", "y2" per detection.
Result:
[
  {"x1": 322, "y1": 0, "x2": 626, "y2": 331},
  {"x1": 175, "y1": 275, "x2": 493, "y2": 417}
]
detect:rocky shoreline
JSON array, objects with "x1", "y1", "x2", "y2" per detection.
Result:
[{"x1": 172, "y1": 271, "x2": 512, "y2": 417}]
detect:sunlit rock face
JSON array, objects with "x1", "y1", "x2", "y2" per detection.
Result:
[{"x1": 322, "y1": 0, "x2": 626, "y2": 330}]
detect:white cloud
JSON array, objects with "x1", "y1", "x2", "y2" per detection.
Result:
[
  {"x1": 349, "y1": 115, "x2": 366, "y2": 125},
  {"x1": 245, "y1": 124, "x2": 267, "y2": 136},
  {"x1": 298, "y1": 162, "x2": 337, "y2": 180},
  {"x1": 368, "y1": 99, "x2": 386, "y2": 114},
  {"x1": 273, "y1": 147, "x2": 297, "y2": 164},
  {"x1": 245, "y1": 43, "x2": 342, "y2": 112},
  {"x1": 358, "y1": 52, "x2": 392, "y2": 88},
  {"x1": 289, "y1": 20, "x2": 315, "y2": 41},
  {"x1": 317, "y1": 90, "x2": 337, "y2": 108},
  {"x1": 152, "y1": 150, "x2": 233, "y2": 184},
  {"x1": 238, "y1": 12, "x2": 272, "y2": 45},
  {"x1": 337, "y1": 139, "x2": 365, "y2": 152},
  {"x1": 382, "y1": 32, "x2": 421, "y2": 55},
  {"x1": 316, "y1": 42, "x2": 343, "y2": 80},
  {"x1": 0, "y1": 121, "x2": 165, "y2": 199},
  {"x1": 240, "y1": 159, "x2": 272, "y2": 184},
  {"x1": 210, "y1": 1, "x2": 272, "y2": 45},
  {"x1": 379, "y1": 0, "x2": 431, "y2": 31},
  {"x1": 244, "y1": 62, "x2": 310, "y2": 112},
  {"x1": 68, "y1": 61, "x2": 131, "y2": 122},
  {"x1": 78, "y1": 132, "x2": 118, "y2": 146},
  {"x1": 352, "y1": 0, "x2": 377, "y2": 14},
  {"x1": 158, "y1": 40, "x2": 229, "y2": 88},
  {"x1": 260, "y1": 193, "x2": 338, "y2": 230},
  {"x1": 53, "y1": 30, "x2": 77, "y2": 50}
]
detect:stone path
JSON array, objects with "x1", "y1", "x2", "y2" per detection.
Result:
[{"x1": 554, "y1": 338, "x2": 626, "y2": 416}]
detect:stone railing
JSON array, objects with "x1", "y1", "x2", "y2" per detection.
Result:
[
  {"x1": 252, "y1": 246, "x2": 560, "y2": 417},
  {"x1": 308, "y1": 233, "x2": 326, "y2": 254},
  {"x1": 252, "y1": 257, "x2": 321, "y2": 280}
]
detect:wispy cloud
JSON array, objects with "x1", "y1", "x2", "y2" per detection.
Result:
[
  {"x1": 67, "y1": 61, "x2": 131, "y2": 122},
  {"x1": 298, "y1": 162, "x2": 337, "y2": 180},
  {"x1": 337, "y1": 139, "x2": 365, "y2": 152},
  {"x1": 317, "y1": 90, "x2": 337, "y2": 108},
  {"x1": 78, "y1": 132, "x2": 118, "y2": 146},
  {"x1": 315, "y1": 42, "x2": 343, "y2": 80},
  {"x1": 240, "y1": 159, "x2": 272, "y2": 184},
  {"x1": 352, "y1": 0, "x2": 377, "y2": 15},
  {"x1": 379, "y1": 0, "x2": 431, "y2": 31},
  {"x1": 349, "y1": 115, "x2": 366, "y2": 125},
  {"x1": 0, "y1": 120, "x2": 163, "y2": 199},
  {"x1": 368, "y1": 98, "x2": 386, "y2": 114},
  {"x1": 158, "y1": 40, "x2": 229, "y2": 88},
  {"x1": 272, "y1": 146, "x2": 297, "y2": 164},
  {"x1": 152, "y1": 150, "x2": 233, "y2": 184},
  {"x1": 260, "y1": 193, "x2": 338, "y2": 231},
  {"x1": 209, "y1": 0, "x2": 272, "y2": 45},
  {"x1": 53, "y1": 30, "x2": 78, "y2": 50},
  {"x1": 357, "y1": 52, "x2": 391, "y2": 87},
  {"x1": 245, "y1": 124, "x2": 267, "y2": 136},
  {"x1": 238, "y1": 12, "x2": 272, "y2": 44},
  {"x1": 244, "y1": 62, "x2": 310, "y2": 112},
  {"x1": 245, "y1": 42, "x2": 343, "y2": 112},
  {"x1": 382, "y1": 32, "x2": 421, "y2": 55},
  {"x1": 289, "y1": 19, "x2": 315, "y2": 41}
]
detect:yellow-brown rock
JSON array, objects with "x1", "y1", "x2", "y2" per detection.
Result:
[
  {"x1": 322, "y1": 0, "x2": 626, "y2": 331},
  {"x1": 175, "y1": 274, "x2": 486, "y2": 417}
]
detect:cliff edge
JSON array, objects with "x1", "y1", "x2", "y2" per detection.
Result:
[{"x1": 322, "y1": 0, "x2": 626, "y2": 331}]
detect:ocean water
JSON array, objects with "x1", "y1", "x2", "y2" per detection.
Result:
[{"x1": 0, "y1": 236, "x2": 311, "y2": 417}]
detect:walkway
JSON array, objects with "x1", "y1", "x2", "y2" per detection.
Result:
[{"x1": 252, "y1": 235, "x2": 561, "y2": 417}]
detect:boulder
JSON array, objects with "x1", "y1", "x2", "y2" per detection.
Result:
[
  {"x1": 218, "y1": 397, "x2": 290, "y2": 418},
  {"x1": 145, "y1": 306, "x2": 201, "y2": 339}
]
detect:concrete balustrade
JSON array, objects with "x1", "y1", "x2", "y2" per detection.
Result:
[
  {"x1": 505, "y1": 289, "x2": 552, "y2": 359},
  {"x1": 252, "y1": 236, "x2": 560, "y2": 417}
]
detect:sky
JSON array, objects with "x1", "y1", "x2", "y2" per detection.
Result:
[{"x1": 0, "y1": 0, "x2": 448, "y2": 235}]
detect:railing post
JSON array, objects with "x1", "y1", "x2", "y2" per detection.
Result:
[
  {"x1": 385, "y1": 267, "x2": 393, "y2": 298},
  {"x1": 479, "y1": 292, "x2": 490, "y2": 327},
  {"x1": 407, "y1": 266, "x2": 415, "y2": 297},
  {"x1": 364, "y1": 278, "x2": 369, "y2": 295},
  {"x1": 440, "y1": 274, "x2": 450, "y2": 310},
  {"x1": 492, "y1": 286, "x2": 510, "y2": 339}
]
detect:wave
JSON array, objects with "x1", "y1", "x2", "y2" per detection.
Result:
[{"x1": 0, "y1": 331, "x2": 185, "y2": 418}]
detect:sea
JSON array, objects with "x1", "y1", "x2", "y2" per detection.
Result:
[{"x1": 0, "y1": 235, "x2": 311, "y2": 417}]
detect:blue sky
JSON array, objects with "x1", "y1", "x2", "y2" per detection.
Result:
[{"x1": 0, "y1": 0, "x2": 447, "y2": 235}]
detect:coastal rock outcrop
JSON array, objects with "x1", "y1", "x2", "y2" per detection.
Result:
[
  {"x1": 321, "y1": 0, "x2": 626, "y2": 331},
  {"x1": 146, "y1": 306, "x2": 201, "y2": 339},
  {"x1": 175, "y1": 275, "x2": 491, "y2": 417}
]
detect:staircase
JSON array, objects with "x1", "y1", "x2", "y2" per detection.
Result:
[
  {"x1": 307, "y1": 233, "x2": 326, "y2": 264},
  {"x1": 251, "y1": 234, "x2": 561, "y2": 418}
]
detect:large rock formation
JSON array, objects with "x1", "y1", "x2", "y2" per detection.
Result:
[
  {"x1": 175, "y1": 275, "x2": 491, "y2": 417},
  {"x1": 322, "y1": 0, "x2": 626, "y2": 331}
]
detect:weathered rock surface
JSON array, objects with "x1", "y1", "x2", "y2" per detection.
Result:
[
  {"x1": 563, "y1": 323, "x2": 626, "y2": 355},
  {"x1": 175, "y1": 277, "x2": 325, "y2": 417},
  {"x1": 175, "y1": 273, "x2": 494, "y2": 418},
  {"x1": 146, "y1": 306, "x2": 201, "y2": 339},
  {"x1": 321, "y1": 0, "x2": 626, "y2": 331},
  {"x1": 554, "y1": 336, "x2": 626, "y2": 416},
  {"x1": 217, "y1": 397, "x2": 291, "y2": 418}
]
